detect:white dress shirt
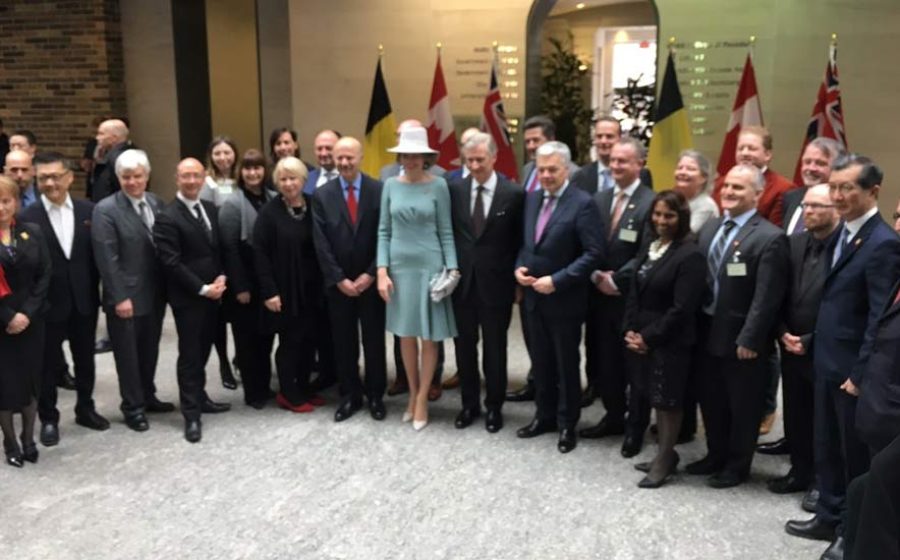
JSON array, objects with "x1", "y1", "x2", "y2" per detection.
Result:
[
  {"x1": 177, "y1": 191, "x2": 212, "y2": 231},
  {"x1": 470, "y1": 171, "x2": 498, "y2": 218},
  {"x1": 316, "y1": 167, "x2": 338, "y2": 188},
  {"x1": 41, "y1": 194, "x2": 74, "y2": 259}
]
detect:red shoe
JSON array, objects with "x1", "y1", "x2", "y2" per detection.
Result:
[
  {"x1": 309, "y1": 394, "x2": 326, "y2": 407},
  {"x1": 276, "y1": 393, "x2": 315, "y2": 413}
]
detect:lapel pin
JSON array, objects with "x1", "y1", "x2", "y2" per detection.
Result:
[
  {"x1": 20, "y1": 231, "x2": 29, "y2": 241},
  {"x1": 854, "y1": 238, "x2": 861, "y2": 247}
]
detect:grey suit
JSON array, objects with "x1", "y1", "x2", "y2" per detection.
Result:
[{"x1": 92, "y1": 191, "x2": 167, "y2": 417}]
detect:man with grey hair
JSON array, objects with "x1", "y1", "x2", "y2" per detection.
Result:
[
  {"x1": 92, "y1": 149, "x2": 171, "y2": 432},
  {"x1": 686, "y1": 163, "x2": 789, "y2": 488},
  {"x1": 447, "y1": 131, "x2": 523, "y2": 432},
  {"x1": 782, "y1": 137, "x2": 845, "y2": 236},
  {"x1": 89, "y1": 118, "x2": 131, "y2": 202},
  {"x1": 514, "y1": 141, "x2": 604, "y2": 453}
]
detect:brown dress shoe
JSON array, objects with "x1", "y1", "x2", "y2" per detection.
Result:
[
  {"x1": 428, "y1": 385, "x2": 443, "y2": 402},
  {"x1": 387, "y1": 379, "x2": 409, "y2": 396},
  {"x1": 759, "y1": 412, "x2": 776, "y2": 435},
  {"x1": 441, "y1": 373, "x2": 460, "y2": 390}
]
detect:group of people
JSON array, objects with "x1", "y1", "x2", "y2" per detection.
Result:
[{"x1": 2, "y1": 112, "x2": 900, "y2": 560}]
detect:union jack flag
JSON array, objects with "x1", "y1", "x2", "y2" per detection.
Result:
[
  {"x1": 480, "y1": 59, "x2": 518, "y2": 181},
  {"x1": 793, "y1": 44, "x2": 848, "y2": 184}
]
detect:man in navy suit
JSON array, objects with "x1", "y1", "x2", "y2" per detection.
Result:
[
  {"x1": 786, "y1": 154, "x2": 900, "y2": 560},
  {"x1": 311, "y1": 137, "x2": 387, "y2": 422},
  {"x1": 514, "y1": 141, "x2": 604, "y2": 453},
  {"x1": 303, "y1": 129, "x2": 340, "y2": 195},
  {"x1": 20, "y1": 152, "x2": 107, "y2": 447}
]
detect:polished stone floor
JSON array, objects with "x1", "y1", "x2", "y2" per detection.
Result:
[{"x1": 0, "y1": 312, "x2": 827, "y2": 559}]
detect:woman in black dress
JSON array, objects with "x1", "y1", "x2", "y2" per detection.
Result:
[
  {"x1": 253, "y1": 157, "x2": 328, "y2": 413},
  {"x1": 0, "y1": 176, "x2": 51, "y2": 467},
  {"x1": 623, "y1": 190, "x2": 706, "y2": 488}
]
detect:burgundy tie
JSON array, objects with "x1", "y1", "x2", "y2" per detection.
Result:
[{"x1": 346, "y1": 184, "x2": 358, "y2": 225}]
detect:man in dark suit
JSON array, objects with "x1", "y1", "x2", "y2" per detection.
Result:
[
  {"x1": 19, "y1": 152, "x2": 107, "y2": 447},
  {"x1": 92, "y1": 149, "x2": 172, "y2": 431},
  {"x1": 153, "y1": 158, "x2": 231, "y2": 443},
  {"x1": 5, "y1": 150, "x2": 38, "y2": 209},
  {"x1": 514, "y1": 141, "x2": 604, "y2": 454},
  {"x1": 686, "y1": 163, "x2": 789, "y2": 489},
  {"x1": 89, "y1": 119, "x2": 131, "y2": 203},
  {"x1": 787, "y1": 154, "x2": 900, "y2": 560},
  {"x1": 311, "y1": 137, "x2": 387, "y2": 422},
  {"x1": 304, "y1": 129, "x2": 341, "y2": 195},
  {"x1": 577, "y1": 138, "x2": 654, "y2": 456},
  {"x1": 570, "y1": 116, "x2": 653, "y2": 197},
  {"x1": 442, "y1": 127, "x2": 481, "y2": 184},
  {"x1": 767, "y1": 184, "x2": 840, "y2": 496},
  {"x1": 447, "y1": 132, "x2": 523, "y2": 433}
]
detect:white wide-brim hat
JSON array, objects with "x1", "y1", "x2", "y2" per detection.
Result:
[{"x1": 387, "y1": 126, "x2": 438, "y2": 154}]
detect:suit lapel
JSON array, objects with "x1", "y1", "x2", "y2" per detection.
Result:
[
  {"x1": 828, "y1": 216, "x2": 878, "y2": 278},
  {"x1": 536, "y1": 186, "x2": 571, "y2": 247},
  {"x1": 616, "y1": 186, "x2": 650, "y2": 233},
  {"x1": 721, "y1": 215, "x2": 759, "y2": 270},
  {"x1": 638, "y1": 241, "x2": 678, "y2": 295},
  {"x1": 35, "y1": 203, "x2": 66, "y2": 258}
]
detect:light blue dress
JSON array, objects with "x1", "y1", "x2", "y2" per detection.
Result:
[{"x1": 377, "y1": 176, "x2": 458, "y2": 340}]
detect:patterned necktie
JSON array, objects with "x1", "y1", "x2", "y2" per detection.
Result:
[
  {"x1": 534, "y1": 195, "x2": 555, "y2": 243},
  {"x1": 609, "y1": 191, "x2": 628, "y2": 239},
  {"x1": 472, "y1": 185, "x2": 486, "y2": 236},
  {"x1": 346, "y1": 184, "x2": 358, "y2": 225},
  {"x1": 708, "y1": 219, "x2": 737, "y2": 281},
  {"x1": 138, "y1": 201, "x2": 152, "y2": 231},
  {"x1": 831, "y1": 226, "x2": 849, "y2": 268}
]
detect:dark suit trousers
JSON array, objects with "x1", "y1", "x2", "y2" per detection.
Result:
[
  {"x1": 527, "y1": 308, "x2": 582, "y2": 429},
  {"x1": 172, "y1": 301, "x2": 217, "y2": 421},
  {"x1": 845, "y1": 434, "x2": 900, "y2": 560},
  {"x1": 699, "y1": 350, "x2": 769, "y2": 476},
  {"x1": 231, "y1": 299, "x2": 274, "y2": 405},
  {"x1": 781, "y1": 352, "x2": 815, "y2": 481},
  {"x1": 327, "y1": 288, "x2": 386, "y2": 403},
  {"x1": 275, "y1": 323, "x2": 317, "y2": 405},
  {"x1": 107, "y1": 303, "x2": 164, "y2": 416},
  {"x1": 453, "y1": 297, "x2": 512, "y2": 412},
  {"x1": 814, "y1": 376, "x2": 871, "y2": 529},
  {"x1": 39, "y1": 310, "x2": 98, "y2": 423},
  {"x1": 594, "y1": 295, "x2": 628, "y2": 422}
]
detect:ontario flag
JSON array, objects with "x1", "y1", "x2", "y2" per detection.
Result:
[
  {"x1": 715, "y1": 53, "x2": 763, "y2": 179},
  {"x1": 792, "y1": 43, "x2": 848, "y2": 184},
  {"x1": 480, "y1": 59, "x2": 518, "y2": 181},
  {"x1": 426, "y1": 53, "x2": 460, "y2": 170}
]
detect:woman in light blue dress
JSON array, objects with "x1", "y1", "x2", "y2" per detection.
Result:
[{"x1": 377, "y1": 126, "x2": 458, "y2": 431}]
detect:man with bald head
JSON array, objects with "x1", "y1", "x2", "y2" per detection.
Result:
[
  {"x1": 304, "y1": 129, "x2": 342, "y2": 194},
  {"x1": 312, "y1": 137, "x2": 387, "y2": 422},
  {"x1": 4, "y1": 149, "x2": 37, "y2": 208},
  {"x1": 153, "y1": 158, "x2": 229, "y2": 443},
  {"x1": 89, "y1": 118, "x2": 131, "y2": 202}
]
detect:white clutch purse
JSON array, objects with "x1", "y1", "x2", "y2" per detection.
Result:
[{"x1": 429, "y1": 267, "x2": 460, "y2": 302}]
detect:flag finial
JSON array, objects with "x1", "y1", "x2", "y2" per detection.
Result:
[
  {"x1": 378, "y1": 44, "x2": 384, "y2": 57},
  {"x1": 831, "y1": 33, "x2": 838, "y2": 45},
  {"x1": 749, "y1": 35, "x2": 756, "y2": 44},
  {"x1": 436, "y1": 42, "x2": 442, "y2": 51}
]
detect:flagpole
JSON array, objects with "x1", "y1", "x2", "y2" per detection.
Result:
[
  {"x1": 830, "y1": 33, "x2": 837, "y2": 63},
  {"x1": 749, "y1": 35, "x2": 756, "y2": 60}
]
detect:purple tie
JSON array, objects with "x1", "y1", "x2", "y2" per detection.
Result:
[
  {"x1": 790, "y1": 207, "x2": 805, "y2": 235},
  {"x1": 534, "y1": 195, "x2": 555, "y2": 243},
  {"x1": 526, "y1": 170, "x2": 540, "y2": 193}
]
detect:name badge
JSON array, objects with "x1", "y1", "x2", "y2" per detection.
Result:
[
  {"x1": 726, "y1": 262, "x2": 747, "y2": 277},
  {"x1": 618, "y1": 228, "x2": 638, "y2": 243},
  {"x1": 218, "y1": 185, "x2": 233, "y2": 195}
]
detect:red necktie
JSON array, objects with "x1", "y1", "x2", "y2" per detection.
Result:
[{"x1": 346, "y1": 184, "x2": 358, "y2": 225}]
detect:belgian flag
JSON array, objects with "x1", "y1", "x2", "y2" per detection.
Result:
[
  {"x1": 362, "y1": 57, "x2": 398, "y2": 177},
  {"x1": 646, "y1": 52, "x2": 692, "y2": 188}
]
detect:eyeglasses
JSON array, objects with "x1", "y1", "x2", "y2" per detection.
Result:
[
  {"x1": 800, "y1": 202, "x2": 835, "y2": 210},
  {"x1": 36, "y1": 171, "x2": 71, "y2": 183}
]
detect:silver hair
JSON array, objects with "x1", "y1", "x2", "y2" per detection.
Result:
[
  {"x1": 535, "y1": 141, "x2": 571, "y2": 166},
  {"x1": 806, "y1": 137, "x2": 845, "y2": 162},
  {"x1": 614, "y1": 136, "x2": 647, "y2": 161},
  {"x1": 462, "y1": 132, "x2": 497, "y2": 156},
  {"x1": 730, "y1": 163, "x2": 765, "y2": 192},
  {"x1": 115, "y1": 149, "x2": 151, "y2": 177},
  {"x1": 678, "y1": 149, "x2": 711, "y2": 190}
]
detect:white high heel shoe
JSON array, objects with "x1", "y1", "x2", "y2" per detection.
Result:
[
  {"x1": 413, "y1": 419, "x2": 428, "y2": 431},
  {"x1": 402, "y1": 411, "x2": 413, "y2": 423}
]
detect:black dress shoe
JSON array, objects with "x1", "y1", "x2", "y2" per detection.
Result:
[
  {"x1": 767, "y1": 473, "x2": 811, "y2": 494},
  {"x1": 334, "y1": 399, "x2": 362, "y2": 422},
  {"x1": 21, "y1": 441, "x2": 38, "y2": 464},
  {"x1": 184, "y1": 420, "x2": 202, "y2": 443},
  {"x1": 707, "y1": 470, "x2": 745, "y2": 489},
  {"x1": 802, "y1": 488, "x2": 819, "y2": 513},
  {"x1": 579, "y1": 385, "x2": 596, "y2": 408},
  {"x1": 485, "y1": 409, "x2": 503, "y2": 433},
  {"x1": 4, "y1": 444, "x2": 23, "y2": 468},
  {"x1": 505, "y1": 384, "x2": 535, "y2": 402},
  {"x1": 220, "y1": 361, "x2": 238, "y2": 390},
  {"x1": 621, "y1": 434, "x2": 643, "y2": 458},
  {"x1": 578, "y1": 416, "x2": 625, "y2": 439},
  {"x1": 757, "y1": 437, "x2": 791, "y2": 455},
  {"x1": 145, "y1": 398, "x2": 175, "y2": 413},
  {"x1": 368, "y1": 399, "x2": 386, "y2": 421},
  {"x1": 75, "y1": 409, "x2": 111, "y2": 431},
  {"x1": 637, "y1": 452, "x2": 680, "y2": 489},
  {"x1": 558, "y1": 429, "x2": 577, "y2": 453},
  {"x1": 125, "y1": 414, "x2": 149, "y2": 432},
  {"x1": 94, "y1": 337, "x2": 113, "y2": 354},
  {"x1": 634, "y1": 461, "x2": 651, "y2": 473},
  {"x1": 784, "y1": 516, "x2": 836, "y2": 542},
  {"x1": 40, "y1": 423, "x2": 60, "y2": 447},
  {"x1": 454, "y1": 408, "x2": 481, "y2": 429},
  {"x1": 247, "y1": 399, "x2": 267, "y2": 410},
  {"x1": 820, "y1": 535, "x2": 844, "y2": 560},
  {"x1": 685, "y1": 455, "x2": 725, "y2": 475},
  {"x1": 201, "y1": 399, "x2": 231, "y2": 414},
  {"x1": 516, "y1": 418, "x2": 557, "y2": 439},
  {"x1": 309, "y1": 375, "x2": 337, "y2": 393},
  {"x1": 57, "y1": 370, "x2": 77, "y2": 391}
]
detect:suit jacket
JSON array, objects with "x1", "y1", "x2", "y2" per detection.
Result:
[
  {"x1": 571, "y1": 161, "x2": 653, "y2": 194},
  {"x1": 88, "y1": 142, "x2": 129, "y2": 202},
  {"x1": 712, "y1": 168, "x2": 797, "y2": 227},
  {"x1": 594, "y1": 183, "x2": 655, "y2": 292},
  {"x1": 623, "y1": 239, "x2": 706, "y2": 349},
  {"x1": 379, "y1": 163, "x2": 445, "y2": 182},
  {"x1": 697, "y1": 212, "x2": 789, "y2": 357},
  {"x1": 519, "y1": 160, "x2": 580, "y2": 192},
  {"x1": 311, "y1": 174, "x2": 382, "y2": 288},
  {"x1": 18, "y1": 198, "x2": 100, "y2": 322},
  {"x1": 304, "y1": 168, "x2": 341, "y2": 196},
  {"x1": 781, "y1": 186, "x2": 808, "y2": 233},
  {"x1": 777, "y1": 229, "x2": 836, "y2": 349},
  {"x1": 856, "y1": 279, "x2": 900, "y2": 449},
  {"x1": 92, "y1": 190, "x2": 165, "y2": 315},
  {"x1": 516, "y1": 184, "x2": 605, "y2": 319},
  {"x1": 153, "y1": 199, "x2": 223, "y2": 310},
  {"x1": 0, "y1": 222, "x2": 52, "y2": 326},
  {"x1": 814, "y1": 213, "x2": 900, "y2": 384},
  {"x1": 448, "y1": 174, "x2": 524, "y2": 308}
]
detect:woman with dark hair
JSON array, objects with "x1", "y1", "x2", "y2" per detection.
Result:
[
  {"x1": 0, "y1": 176, "x2": 51, "y2": 467},
  {"x1": 201, "y1": 135, "x2": 240, "y2": 389},
  {"x1": 269, "y1": 127, "x2": 301, "y2": 163},
  {"x1": 622, "y1": 190, "x2": 706, "y2": 488},
  {"x1": 219, "y1": 149, "x2": 277, "y2": 408}
]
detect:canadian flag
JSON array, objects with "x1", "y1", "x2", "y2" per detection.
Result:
[
  {"x1": 715, "y1": 53, "x2": 763, "y2": 179},
  {"x1": 426, "y1": 53, "x2": 460, "y2": 170}
]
